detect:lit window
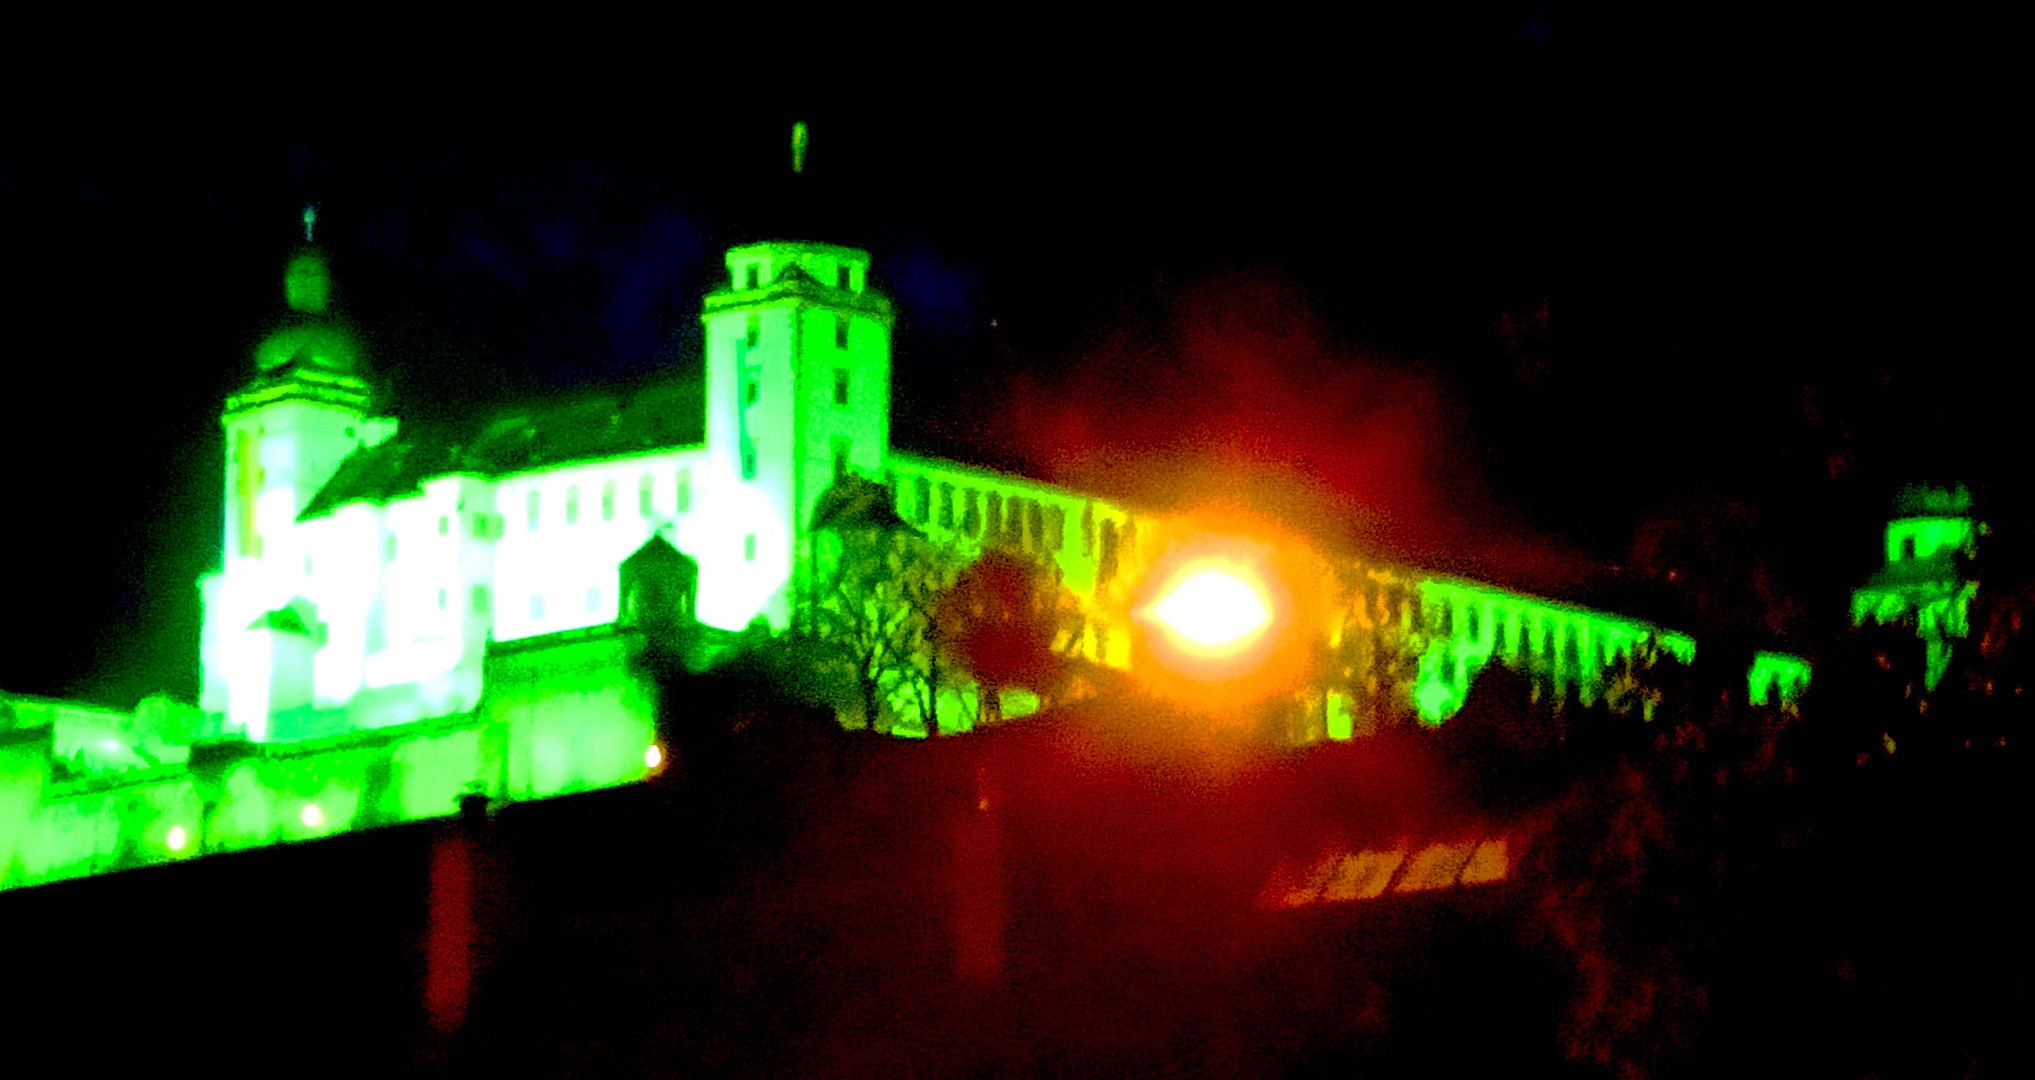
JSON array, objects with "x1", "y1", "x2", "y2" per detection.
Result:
[
  {"x1": 527, "y1": 491, "x2": 540, "y2": 530},
  {"x1": 676, "y1": 468, "x2": 691, "y2": 511},
  {"x1": 638, "y1": 474, "x2": 654, "y2": 516},
  {"x1": 601, "y1": 479, "x2": 616, "y2": 521},
  {"x1": 835, "y1": 315, "x2": 849, "y2": 349},
  {"x1": 471, "y1": 584, "x2": 490, "y2": 614},
  {"x1": 438, "y1": 515, "x2": 449, "y2": 536},
  {"x1": 834, "y1": 368, "x2": 850, "y2": 406},
  {"x1": 746, "y1": 315, "x2": 759, "y2": 348},
  {"x1": 530, "y1": 594, "x2": 545, "y2": 620},
  {"x1": 744, "y1": 533, "x2": 757, "y2": 562},
  {"x1": 565, "y1": 485, "x2": 580, "y2": 525},
  {"x1": 586, "y1": 586, "x2": 601, "y2": 613},
  {"x1": 745, "y1": 264, "x2": 759, "y2": 289}
]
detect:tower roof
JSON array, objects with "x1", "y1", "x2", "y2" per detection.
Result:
[{"x1": 254, "y1": 242, "x2": 364, "y2": 377}]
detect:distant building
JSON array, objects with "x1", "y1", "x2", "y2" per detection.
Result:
[{"x1": 1851, "y1": 484, "x2": 1981, "y2": 690}]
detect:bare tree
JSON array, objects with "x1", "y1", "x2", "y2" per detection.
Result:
[{"x1": 805, "y1": 476, "x2": 966, "y2": 735}]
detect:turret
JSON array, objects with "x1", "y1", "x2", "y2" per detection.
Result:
[{"x1": 200, "y1": 212, "x2": 395, "y2": 727}]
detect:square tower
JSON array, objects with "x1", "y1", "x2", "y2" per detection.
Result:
[{"x1": 700, "y1": 241, "x2": 895, "y2": 628}]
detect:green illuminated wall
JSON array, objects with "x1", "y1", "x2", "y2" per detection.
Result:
[
  {"x1": 1321, "y1": 564, "x2": 1715, "y2": 734},
  {"x1": 1852, "y1": 504, "x2": 1982, "y2": 690},
  {"x1": 0, "y1": 629, "x2": 660, "y2": 893}
]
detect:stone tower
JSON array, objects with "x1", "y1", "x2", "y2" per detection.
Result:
[{"x1": 700, "y1": 240, "x2": 895, "y2": 628}]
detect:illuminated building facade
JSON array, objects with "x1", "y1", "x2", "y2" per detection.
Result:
[
  {"x1": 1850, "y1": 485, "x2": 1981, "y2": 691},
  {"x1": 1, "y1": 230, "x2": 1810, "y2": 892}
]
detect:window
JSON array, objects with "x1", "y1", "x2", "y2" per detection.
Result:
[
  {"x1": 601, "y1": 479, "x2": 616, "y2": 521},
  {"x1": 437, "y1": 588, "x2": 447, "y2": 611},
  {"x1": 472, "y1": 513, "x2": 489, "y2": 538},
  {"x1": 746, "y1": 378, "x2": 759, "y2": 405},
  {"x1": 834, "y1": 447, "x2": 849, "y2": 479},
  {"x1": 1046, "y1": 505, "x2": 1065, "y2": 552},
  {"x1": 639, "y1": 474, "x2": 654, "y2": 516},
  {"x1": 939, "y1": 483, "x2": 955, "y2": 529},
  {"x1": 527, "y1": 491, "x2": 540, "y2": 530},
  {"x1": 983, "y1": 491, "x2": 1000, "y2": 540},
  {"x1": 833, "y1": 368, "x2": 849, "y2": 406},
  {"x1": 741, "y1": 446, "x2": 756, "y2": 480},
  {"x1": 1028, "y1": 501, "x2": 1045, "y2": 553},
  {"x1": 438, "y1": 515, "x2": 449, "y2": 536},
  {"x1": 1081, "y1": 502, "x2": 1095, "y2": 557},
  {"x1": 1901, "y1": 536, "x2": 1916, "y2": 560},
  {"x1": 745, "y1": 264, "x2": 759, "y2": 289},
  {"x1": 676, "y1": 468, "x2": 691, "y2": 511},
  {"x1": 1099, "y1": 520, "x2": 1119, "y2": 585},
  {"x1": 745, "y1": 314, "x2": 759, "y2": 348},
  {"x1": 565, "y1": 485, "x2": 580, "y2": 525},
  {"x1": 915, "y1": 476, "x2": 932, "y2": 524},
  {"x1": 837, "y1": 265, "x2": 851, "y2": 291},
  {"x1": 835, "y1": 315, "x2": 849, "y2": 349},
  {"x1": 963, "y1": 489, "x2": 981, "y2": 537},
  {"x1": 585, "y1": 586, "x2": 601, "y2": 614},
  {"x1": 744, "y1": 533, "x2": 756, "y2": 562},
  {"x1": 530, "y1": 593, "x2": 546, "y2": 620},
  {"x1": 471, "y1": 584, "x2": 490, "y2": 614}
]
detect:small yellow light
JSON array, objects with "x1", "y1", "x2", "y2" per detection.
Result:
[
  {"x1": 300, "y1": 803, "x2": 323, "y2": 828},
  {"x1": 644, "y1": 744, "x2": 663, "y2": 770},
  {"x1": 166, "y1": 825, "x2": 188, "y2": 852}
]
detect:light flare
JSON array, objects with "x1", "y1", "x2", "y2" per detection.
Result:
[{"x1": 1149, "y1": 564, "x2": 1272, "y2": 653}]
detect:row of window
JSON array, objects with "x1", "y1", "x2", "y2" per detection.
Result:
[
  {"x1": 523, "y1": 471, "x2": 692, "y2": 530},
  {"x1": 904, "y1": 476, "x2": 1072, "y2": 557},
  {"x1": 741, "y1": 313, "x2": 860, "y2": 352},
  {"x1": 741, "y1": 368, "x2": 855, "y2": 407}
]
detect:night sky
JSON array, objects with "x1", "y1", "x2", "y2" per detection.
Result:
[{"x1": 1, "y1": 7, "x2": 2015, "y2": 708}]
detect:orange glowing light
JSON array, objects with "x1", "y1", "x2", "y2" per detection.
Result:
[
  {"x1": 1148, "y1": 563, "x2": 1272, "y2": 654},
  {"x1": 1128, "y1": 519, "x2": 1332, "y2": 709}
]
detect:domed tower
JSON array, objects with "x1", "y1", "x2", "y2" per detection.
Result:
[{"x1": 199, "y1": 210, "x2": 396, "y2": 729}]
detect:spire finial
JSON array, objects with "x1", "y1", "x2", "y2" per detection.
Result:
[
  {"x1": 791, "y1": 122, "x2": 808, "y2": 174},
  {"x1": 302, "y1": 205, "x2": 317, "y2": 243}
]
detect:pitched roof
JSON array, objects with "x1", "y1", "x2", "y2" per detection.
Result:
[{"x1": 299, "y1": 371, "x2": 705, "y2": 520}]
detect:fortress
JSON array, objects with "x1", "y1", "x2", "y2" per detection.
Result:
[{"x1": 1, "y1": 224, "x2": 1836, "y2": 893}]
